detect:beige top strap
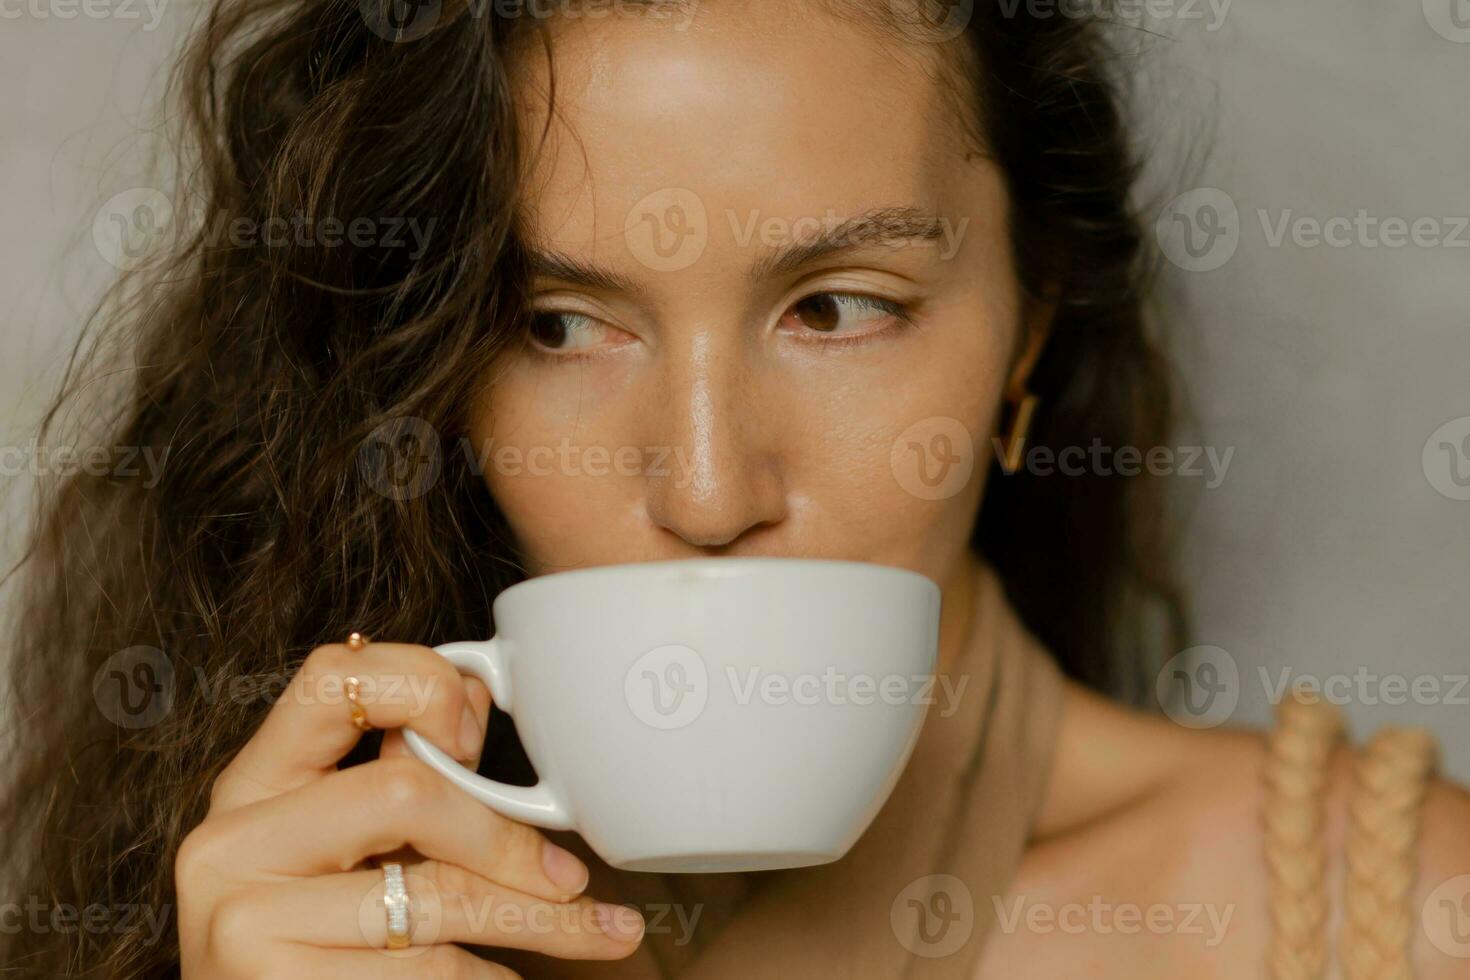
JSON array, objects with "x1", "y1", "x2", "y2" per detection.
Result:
[{"x1": 1264, "y1": 689, "x2": 1438, "y2": 980}]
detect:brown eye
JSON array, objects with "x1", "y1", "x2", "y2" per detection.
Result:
[
  {"x1": 793, "y1": 293, "x2": 842, "y2": 332},
  {"x1": 783, "y1": 292, "x2": 911, "y2": 337},
  {"x1": 526, "y1": 311, "x2": 611, "y2": 353},
  {"x1": 530, "y1": 311, "x2": 569, "y2": 349}
]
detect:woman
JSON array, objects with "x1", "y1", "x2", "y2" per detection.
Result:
[{"x1": 3, "y1": 0, "x2": 1466, "y2": 976}]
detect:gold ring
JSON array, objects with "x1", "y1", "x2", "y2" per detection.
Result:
[
  {"x1": 344, "y1": 632, "x2": 373, "y2": 732},
  {"x1": 380, "y1": 861, "x2": 413, "y2": 949},
  {"x1": 344, "y1": 675, "x2": 372, "y2": 732}
]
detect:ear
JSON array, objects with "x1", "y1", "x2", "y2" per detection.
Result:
[{"x1": 1004, "y1": 296, "x2": 1056, "y2": 400}]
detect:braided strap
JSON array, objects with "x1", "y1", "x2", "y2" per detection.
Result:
[
  {"x1": 1340, "y1": 725, "x2": 1438, "y2": 980},
  {"x1": 1264, "y1": 690, "x2": 1345, "y2": 980}
]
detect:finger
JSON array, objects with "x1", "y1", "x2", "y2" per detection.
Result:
[
  {"x1": 213, "y1": 641, "x2": 480, "y2": 810},
  {"x1": 199, "y1": 756, "x2": 590, "y2": 904},
  {"x1": 379, "y1": 677, "x2": 490, "y2": 770},
  {"x1": 273, "y1": 944, "x2": 522, "y2": 978},
  {"x1": 230, "y1": 864, "x2": 644, "y2": 958}
]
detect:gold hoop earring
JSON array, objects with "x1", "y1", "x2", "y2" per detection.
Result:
[{"x1": 998, "y1": 393, "x2": 1039, "y2": 476}]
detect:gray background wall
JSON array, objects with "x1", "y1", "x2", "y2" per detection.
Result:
[{"x1": 2, "y1": 1, "x2": 1467, "y2": 777}]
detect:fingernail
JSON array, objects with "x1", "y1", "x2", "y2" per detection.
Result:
[
  {"x1": 541, "y1": 840, "x2": 589, "y2": 895},
  {"x1": 593, "y1": 902, "x2": 645, "y2": 943},
  {"x1": 458, "y1": 703, "x2": 483, "y2": 759}
]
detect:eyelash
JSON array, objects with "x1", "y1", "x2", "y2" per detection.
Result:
[{"x1": 523, "y1": 291, "x2": 916, "y2": 361}]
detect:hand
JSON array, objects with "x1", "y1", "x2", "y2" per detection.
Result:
[{"x1": 176, "y1": 640, "x2": 645, "y2": 978}]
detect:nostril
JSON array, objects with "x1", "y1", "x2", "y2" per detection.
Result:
[{"x1": 644, "y1": 485, "x2": 787, "y2": 552}]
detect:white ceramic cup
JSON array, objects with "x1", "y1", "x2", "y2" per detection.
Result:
[{"x1": 402, "y1": 557, "x2": 941, "y2": 873}]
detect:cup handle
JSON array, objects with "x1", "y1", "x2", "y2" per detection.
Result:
[{"x1": 401, "y1": 639, "x2": 574, "y2": 831}]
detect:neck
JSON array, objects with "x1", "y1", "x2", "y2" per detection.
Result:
[
  {"x1": 934, "y1": 550, "x2": 987, "y2": 678},
  {"x1": 615, "y1": 550, "x2": 1072, "y2": 978}
]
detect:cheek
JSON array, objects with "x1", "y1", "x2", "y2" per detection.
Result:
[
  {"x1": 471, "y1": 373, "x2": 647, "y2": 571},
  {"x1": 781, "y1": 325, "x2": 1008, "y2": 574}
]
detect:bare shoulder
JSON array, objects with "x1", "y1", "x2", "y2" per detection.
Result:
[
  {"x1": 1408, "y1": 761, "x2": 1470, "y2": 979},
  {"x1": 979, "y1": 684, "x2": 1470, "y2": 979}
]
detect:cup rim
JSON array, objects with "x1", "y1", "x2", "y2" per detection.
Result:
[{"x1": 496, "y1": 556, "x2": 938, "y2": 605}]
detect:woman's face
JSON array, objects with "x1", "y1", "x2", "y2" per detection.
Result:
[{"x1": 471, "y1": 2, "x2": 1033, "y2": 598}]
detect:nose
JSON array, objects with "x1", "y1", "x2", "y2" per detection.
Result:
[{"x1": 643, "y1": 331, "x2": 789, "y2": 550}]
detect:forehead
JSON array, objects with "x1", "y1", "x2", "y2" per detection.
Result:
[{"x1": 508, "y1": 1, "x2": 982, "y2": 256}]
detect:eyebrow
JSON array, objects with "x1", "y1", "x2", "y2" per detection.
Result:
[{"x1": 526, "y1": 205, "x2": 948, "y2": 293}]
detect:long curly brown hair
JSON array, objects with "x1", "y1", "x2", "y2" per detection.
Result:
[{"x1": 0, "y1": 1, "x2": 1184, "y2": 974}]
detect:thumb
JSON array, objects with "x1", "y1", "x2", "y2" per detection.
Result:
[{"x1": 378, "y1": 675, "x2": 491, "y2": 769}]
